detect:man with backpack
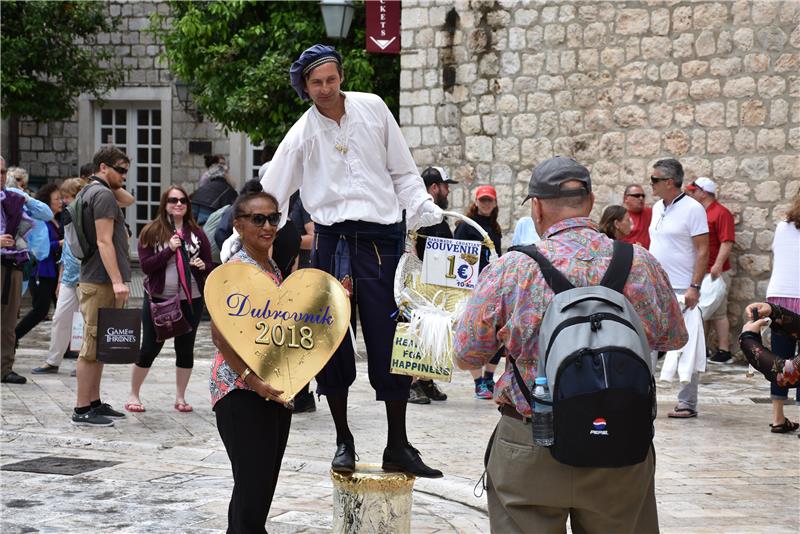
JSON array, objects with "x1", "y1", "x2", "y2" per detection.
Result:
[
  {"x1": 71, "y1": 146, "x2": 132, "y2": 427},
  {"x1": 454, "y1": 156, "x2": 688, "y2": 533}
]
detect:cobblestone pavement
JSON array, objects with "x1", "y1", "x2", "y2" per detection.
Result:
[{"x1": 1, "y1": 317, "x2": 798, "y2": 533}]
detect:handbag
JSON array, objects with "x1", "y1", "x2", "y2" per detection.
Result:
[
  {"x1": 96, "y1": 308, "x2": 141, "y2": 364},
  {"x1": 148, "y1": 239, "x2": 194, "y2": 342},
  {"x1": 150, "y1": 293, "x2": 192, "y2": 342}
]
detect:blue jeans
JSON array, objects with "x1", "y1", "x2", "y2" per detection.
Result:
[{"x1": 769, "y1": 329, "x2": 800, "y2": 403}]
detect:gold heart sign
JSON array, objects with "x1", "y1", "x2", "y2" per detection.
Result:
[{"x1": 204, "y1": 263, "x2": 350, "y2": 403}]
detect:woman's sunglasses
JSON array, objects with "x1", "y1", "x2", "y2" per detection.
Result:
[
  {"x1": 167, "y1": 197, "x2": 188, "y2": 205},
  {"x1": 626, "y1": 193, "x2": 646, "y2": 199},
  {"x1": 238, "y1": 212, "x2": 281, "y2": 227}
]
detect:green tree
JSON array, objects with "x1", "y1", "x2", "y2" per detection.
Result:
[
  {"x1": 151, "y1": 0, "x2": 399, "y2": 149},
  {"x1": 1, "y1": 1, "x2": 123, "y2": 122}
]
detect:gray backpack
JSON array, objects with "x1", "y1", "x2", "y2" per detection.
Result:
[{"x1": 512, "y1": 240, "x2": 656, "y2": 468}]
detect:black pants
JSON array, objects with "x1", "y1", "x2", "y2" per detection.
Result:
[
  {"x1": 313, "y1": 221, "x2": 411, "y2": 401},
  {"x1": 15, "y1": 276, "x2": 58, "y2": 341},
  {"x1": 215, "y1": 389, "x2": 292, "y2": 534},
  {"x1": 137, "y1": 294, "x2": 204, "y2": 369}
]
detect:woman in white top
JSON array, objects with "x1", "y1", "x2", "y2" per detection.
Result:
[{"x1": 763, "y1": 195, "x2": 800, "y2": 433}]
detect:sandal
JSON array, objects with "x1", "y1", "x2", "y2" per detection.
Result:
[
  {"x1": 769, "y1": 417, "x2": 799, "y2": 434},
  {"x1": 668, "y1": 407, "x2": 698, "y2": 418},
  {"x1": 174, "y1": 402, "x2": 193, "y2": 413},
  {"x1": 124, "y1": 402, "x2": 146, "y2": 413}
]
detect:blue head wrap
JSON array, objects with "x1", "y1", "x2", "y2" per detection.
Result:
[{"x1": 289, "y1": 44, "x2": 343, "y2": 100}]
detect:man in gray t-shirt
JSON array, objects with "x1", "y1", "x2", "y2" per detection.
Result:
[
  {"x1": 80, "y1": 182, "x2": 131, "y2": 284},
  {"x1": 72, "y1": 146, "x2": 133, "y2": 428}
]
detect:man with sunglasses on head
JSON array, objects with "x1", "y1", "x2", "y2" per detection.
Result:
[
  {"x1": 71, "y1": 146, "x2": 132, "y2": 427},
  {"x1": 620, "y1": 184, "x2": 652, "y2": 249},
  {"x1": 649, "y1": 158, "x2": 709, "y2": 419},
  {"x1": 258, "y1": 44, "x2": 445, "y2": 479}
]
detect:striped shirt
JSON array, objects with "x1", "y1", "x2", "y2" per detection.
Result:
[{"x1": 453, "y1": 216, "x2": 688, "y2": 417}]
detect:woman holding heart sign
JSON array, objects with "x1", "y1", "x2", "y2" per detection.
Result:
[{"x1": 209, "y1": 191, "x2": 293, "y2": 533}]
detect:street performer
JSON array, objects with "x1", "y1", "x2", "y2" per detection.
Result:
[{"x1": 259, "y1": 44, "x2": 444, "y2": 478}]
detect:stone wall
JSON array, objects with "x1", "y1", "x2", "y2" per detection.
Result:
[
  {"x1": 12, "y1": 1, "x2": 228, "y2": 189},
  {"x1": 399, "y1": 0, "x2": 799, "y2": 341}
]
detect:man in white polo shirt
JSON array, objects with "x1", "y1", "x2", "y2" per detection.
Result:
[{"x1": 649, "y1": 158, "x2": 709, "y2": 418}]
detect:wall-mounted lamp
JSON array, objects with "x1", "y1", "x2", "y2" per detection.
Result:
[
  {"x1": 320, "y1": 0, "x2": 354, "y2": 40},
  {"x1": 174, "y1": 78, "x2": 203, "y2": 122}
]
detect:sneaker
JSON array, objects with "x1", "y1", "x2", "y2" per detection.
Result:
[
  {"x1": 408, "y1": 382, "x2": 431, "y2": 404},
  {"x1": 32, "y1": 364, "x2": 59, "y2": 374},
  {"x1": 475, "y1": 378, "x2": 492, "y2": 399},
  {"x1": 418, "y1": 380, "x2": 447, "y2": 401},
  {"x1": 708, "y1": 349, "x2": 733, "y2": 364},
  {"x1": 484, "y1": 377, "x2": 495, "y2": 393},
  {"x1": 70, "y1": 369, "x2": 77, "y2": 377},
  {"x1": 92, "y1": 403, "x2": 126, "y2": 419},
  {"x1": 71, "y1": 409, "x2": 114, "y2": 427}
]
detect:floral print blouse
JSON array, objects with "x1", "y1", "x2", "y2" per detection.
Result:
[
  {"x1": 739, "y1": 300, "x2": 800, "y2": 389},
  {"x1": 209, "y1": 249, "x2": 282, "y2": 409}
]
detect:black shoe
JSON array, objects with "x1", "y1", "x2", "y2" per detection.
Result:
[
  {"x1": 71, "y1": 409, "x2": 114, "y2": 427},
  {"x1": 92, "y1": 403, "x2": 126, "y2": 419},
  {"x1": 408, "y1": 382, "x2": 431, "y2": 404},
  {"x1": 382, "y1": 443, "x2": 443, "y2": 478},
  {"x1": 293, "y1": 392, "x2": 316, "y2": 413},
  {"x1": 418, "y1": 380, "x2": 447, "y2": 401},
  {"x1": 331, "y1": 441, "x2": 357, "y2": 473},
  {"x1": 32, "y1": 364, "x2": 59, "y2": 374},
  {"x1": 709, "y1": 349, "x2": 733, "y2": 364},
  {"x1": 1, "y1": 371, "x2": 27, "y2": 384}
]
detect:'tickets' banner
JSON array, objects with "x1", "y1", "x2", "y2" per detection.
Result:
[{"x1": 366, "y1": 0, "x2": 401, "y2": 54}]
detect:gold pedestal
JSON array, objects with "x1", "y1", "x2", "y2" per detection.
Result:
[{"x1": 331, "y1": 463, "x2": 415, "y2": 534}]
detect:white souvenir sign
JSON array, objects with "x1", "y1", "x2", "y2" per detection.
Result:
[{"x1": 420, "y1": 236, "x2": 481, "y2": 290}]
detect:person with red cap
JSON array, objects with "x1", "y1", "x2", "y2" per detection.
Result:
[
  {"x1": 454, "y1": 184, "x2": 504, "y2": 398},
  {"x1": 685, "y1": 177, "x2": 736, "y2": 364}
]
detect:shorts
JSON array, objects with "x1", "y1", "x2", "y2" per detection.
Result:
[
  {"x1": 78, "y1": 282, "x2": 121, "y2": 362},
  {"x1": 708, "y1": 271, "x2": 731, "y2": 321}
]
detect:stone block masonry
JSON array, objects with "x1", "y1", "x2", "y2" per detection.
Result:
[
  {"x1": 400, "y1": 0, "x2": 799, "y2": 346},
  {"x1": 14, "y1": 1, "x2": 228, "y2": 187}
]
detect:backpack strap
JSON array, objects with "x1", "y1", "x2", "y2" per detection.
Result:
[
  {"x1": 599, "y1": 240, "x2": 633, "y2": 294},
  {"x1": 514, "y1": 244, "x2": 574, "y2": 294}
]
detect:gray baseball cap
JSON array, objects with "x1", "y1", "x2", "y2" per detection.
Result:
[{"x1": 522, "y1": 156, "x2": 591, "y2": 203}]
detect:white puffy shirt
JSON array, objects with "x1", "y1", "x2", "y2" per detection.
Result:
[
  {"x1": 766, "y1": 221, "x2": 800, "y2": 299},
  {"x1": 261, "y1": 92, "x2": 431, "y2": 229}
]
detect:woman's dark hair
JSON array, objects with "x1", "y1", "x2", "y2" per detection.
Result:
[
  {"x1": 459, "y1": 202, "x2": 501, "y2": 236},
  {"x1": 233, "y1": 191, "x2": 279, "y2": 219},
  {"x1": 239, "y1": 179, "x2": 263, "y2": 196},
  {"x1": 786, "y1": 194, "x2": 800, "y2": 229},
  {"x1": 204, "y1": 154, "x2": 224, "y2": 168},
  {"x1": 138, "y1": 186, "x2": 200, "y2": 248},
  {"x1": 599, "y1": 205, "x2": 628, "y2": 239},
  {"x1": 35, "y1": 183, "x2": 60, "y2": 205}
]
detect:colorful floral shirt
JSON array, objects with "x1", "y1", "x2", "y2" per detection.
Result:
[
  {"x1": 209, "y1": 249, "x2": 282, "y2": 409},
  {"x1": 453, "y1": 217, "x2": 688, "y2": 417}
]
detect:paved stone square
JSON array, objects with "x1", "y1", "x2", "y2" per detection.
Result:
[{"x1": 1, "y1": 318, "x2": 798, "y2": 533}]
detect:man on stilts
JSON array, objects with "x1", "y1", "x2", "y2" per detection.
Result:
[{"x1": 261, "y1": 44, "x2": 444, "y2": 478}]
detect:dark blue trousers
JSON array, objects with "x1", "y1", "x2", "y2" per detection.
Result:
[{"x1": 313, "y1": 220, "x2": 411, "y2": 401}]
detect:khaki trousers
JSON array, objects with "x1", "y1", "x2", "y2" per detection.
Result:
[
  {"x1": 1, "y1": 265, "x2": 22, "y2": 376},
  {"x1": 78, "y1": 282, "x2": 120, "y2": 362},
  {"x1": 486, "y1": 414, "x2": 659, "y2": 534}
]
